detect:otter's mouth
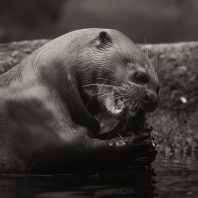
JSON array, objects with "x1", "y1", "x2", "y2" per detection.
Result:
[
  {"x1": 110, "y1": 92, "x2": 140, "y2": 120},
  {"x1": 113, "y1": 93, "x2": 124, "y2": 114},
  {"x1": 101, "y1": 88, "x2": 157, "y2": 120}
]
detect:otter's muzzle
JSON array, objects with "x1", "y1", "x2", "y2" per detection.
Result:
[{"x1": 143, "y1": 91, "x2": 158, "y2": 112}]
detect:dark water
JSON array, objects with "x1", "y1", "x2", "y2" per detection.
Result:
[{"x1": 0, "y1": 154, "x2": 198, "y2": 198}]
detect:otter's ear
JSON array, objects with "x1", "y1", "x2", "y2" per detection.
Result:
[
  {"x1": 92, "y1": 31, "x2": 112, "y2": 49},
  {"x1": 99, "y1": 31, "x2": 112, "y2": 44}
]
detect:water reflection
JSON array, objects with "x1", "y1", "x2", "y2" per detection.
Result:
[
  {"x1": 0, "y1": 153, "x2": 198, "y2": 198},
  {"x1": 153, "y1": 153, "x2": 198, "y2": 198}
]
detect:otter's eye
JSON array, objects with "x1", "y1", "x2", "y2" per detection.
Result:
[{"x1": 133, "y1": 72, "x2": 149, "y2": 83}]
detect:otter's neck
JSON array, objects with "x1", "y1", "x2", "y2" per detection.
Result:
[{"x1": 58, "y1": 72, "x2": 101, "y2": 137}]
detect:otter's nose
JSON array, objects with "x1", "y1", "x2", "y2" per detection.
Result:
[{"x1": 143, "y1": 91, "x2": 158, "y2": 112}]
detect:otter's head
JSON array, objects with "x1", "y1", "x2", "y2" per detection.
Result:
[{"x1": 79, "y1": 29, "x2": 160, "y2": 120}]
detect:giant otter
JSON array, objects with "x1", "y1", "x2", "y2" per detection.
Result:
[{"x1": 0, "y1": 29, "x2": 159, "y2": 174}]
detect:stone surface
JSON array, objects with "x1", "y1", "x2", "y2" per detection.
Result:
[
  {"x1": 0, "y1": 40, "x2": 198, "y2": 153},
  {"x1": 0, "y1": 40, "x2": 49, "y2": 74},
  {"x1": 140, "y1": 43, "x2": 198, "y2": 154}
]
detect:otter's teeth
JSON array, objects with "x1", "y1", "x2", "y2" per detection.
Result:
[
  {"x1": 114, "y1": 108, "x2": 122, "y2": 114},
  {"x1": 114, "y1": 98, "x2": 124, "y2": 114}
]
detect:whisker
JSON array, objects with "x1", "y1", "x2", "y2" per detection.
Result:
[
  {"x1": 126, "y1": 44, "x2": 131, "y2": 62},
  {"x1": 97, "y1": 92, "x2": 112, "y2": 100},
  {"x1": 82, "y1": 83, "x2": 126, "y2": 91},
  {"x1": 144, "y1": 36, "x2": 148, "y2": 56},
  {"x1": 155, "y1": 51, "x2": 158, "y2": 70},
  {"x1": 102, "y1": 108, "x2": 112, "y2": 117},
  {"x1": 156, "y1": 107, "x2": 161, "y2": 112},
  {"x1": 132, "y1": 98, "x2": 140, "y2": 110},
  {"x1": 123, "y1": 101, "x2": 131, "y2": 110},
  {"x1": 95, "y1": 78, "x2": 117, "y2": 84},
  {"x1": 118, "y1": 133, "x2": 124, "y2": 140},
  {"x1": 86, "y1": 80, "x2": 108, "y2": 107},
  {"x1": 99, "y1": 95, "x2": 116, "y2": 110},
  {"x1": 98, "y1": 94, "x2": 124, "y2": 107},
  {"x1": 129, "y1": 97, "x2": 139, "y2": 109}
]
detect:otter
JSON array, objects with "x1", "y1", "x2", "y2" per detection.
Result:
[{"x1": 0, "y1": 29, "x2": 159, "y2": 174}]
